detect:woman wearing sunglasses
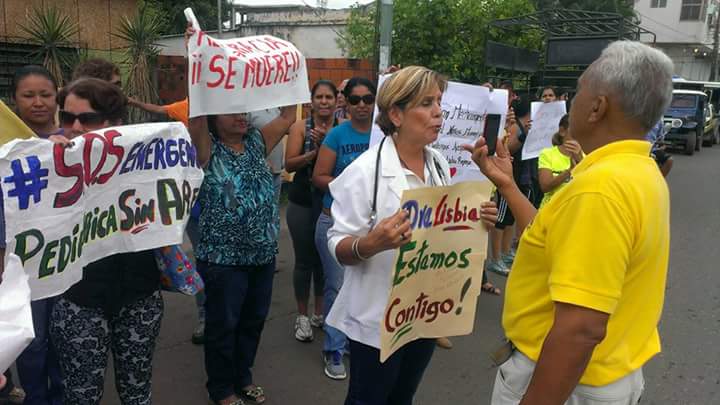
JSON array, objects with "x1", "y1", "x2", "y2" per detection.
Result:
[
  {"x1": 48, "y1": 78, "x2": 164, "y2": 405},
  {"x1": 2, "y1": 65, "x2": 65, "y2": 405},
  {"x1": 311, "y1": 77, "x2": 376, "y2": 381}
]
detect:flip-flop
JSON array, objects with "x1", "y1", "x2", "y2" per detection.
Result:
[
  {"x1": 482, "y1": 282, "x2": 502, "y2": 296},
  {"x1": 239, "y1": 386, "x2": 265, "y2": 404}
]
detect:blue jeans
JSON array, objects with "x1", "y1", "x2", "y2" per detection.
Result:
[
  {"x1": 16, "y1": 297, "x2": 63, "y2": 405},
  {"x1": 345, "y1": 338, "x2": 435, "y2": 405},
  {"x1": 199, "y1": 259, "x2": 275, "y2": 402},
  {"x1": 315, "y1": 212, "x2": 347, "y2": 353}
]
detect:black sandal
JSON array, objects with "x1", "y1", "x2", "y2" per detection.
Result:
[{"x1": 239, "y1": 386, "x2": 265, "y2": 404}]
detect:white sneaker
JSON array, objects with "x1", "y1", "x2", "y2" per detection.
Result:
[
  {"x1": 294, "y1": 315, "x2": 313, "y2": 342},
  {"x1": 310, "y1": 314, "x2": 324, "y2": 328}
]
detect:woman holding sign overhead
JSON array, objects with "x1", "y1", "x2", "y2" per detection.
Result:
[
  {"x1": 188, "y1": 101, "x2": 296, "y2": 405},
  {"x1": 325, "y1": 66, "x2": 497, "y2": 405}
]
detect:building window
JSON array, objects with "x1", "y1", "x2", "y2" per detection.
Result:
[
  {"x1": 651, "y1": 0, "x2": 667, "y2": 8},
  {"x1": 680, "y1": 0, "x2": 707, "y2": 21}
]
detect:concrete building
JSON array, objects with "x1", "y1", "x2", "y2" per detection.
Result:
[
  {"x1": 635, "y1": 0, "x2": 720, "y2": 80},
  {"x1": 0, "y1": 0, "x2": 138, "y2": 99},
  {"x1": 157, "y1": 3, "x2": 350, "y2": 58},
  {"x1": 1, "y1": 0, "x2": 138, "y2": 50}
]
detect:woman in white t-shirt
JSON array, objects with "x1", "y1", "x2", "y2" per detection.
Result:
[{"x1": 325, "y1": 66, "x2": 497, "y2": 404}]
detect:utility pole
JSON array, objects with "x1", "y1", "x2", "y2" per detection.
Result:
[
  {"x1": 218, "y1": 0, "x2": 223, "y2": 35},
  {"x1": 378, "y1": 0, "x2": 394, "y2": 72},
  {"x1": 710, "y1": 1, "x2": 720, "y2": 81}
]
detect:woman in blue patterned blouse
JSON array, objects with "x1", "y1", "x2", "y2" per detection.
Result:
[{"x1": 188, "y1": 105, "x2": 296, "y2": 405}]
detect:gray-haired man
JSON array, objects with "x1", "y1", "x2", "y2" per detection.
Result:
[{"x1": 466, "y1": 40, "x2": 674, "y2": 404}]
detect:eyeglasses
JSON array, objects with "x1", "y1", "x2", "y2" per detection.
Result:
[
  {"x1": 59, "y1": 110, "x2": 106, "y2": 127},
  {"x1": 347, "y1": 94, "x2": 375, "y2": 105}
]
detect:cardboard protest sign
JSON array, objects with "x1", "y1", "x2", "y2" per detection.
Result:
[
  {"x1": 521, "y1": 101, "x2": 567, "y2": 160},
  {"x1": 380, "y1": 181, "x2": 492, "y2": 362},
  {"x1": 0, "y1": 254, "x2": 34, "y2": 374},
  {"x1": 0, "y1": 100, "x2": 36, "y2": 145},
  {"x1": 184, "y1": 8, "x2": 310, "y2": 118},
  {"x1": 0, "y1": 122, "x2": 204, "y2": 300},
  {"x1": 370, "y1": 76, "x2": 508, "y2": 183}
]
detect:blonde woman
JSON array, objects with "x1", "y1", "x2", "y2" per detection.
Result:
[{"x1": 325, "y1": 66, "x2": 497, "y2": 404}]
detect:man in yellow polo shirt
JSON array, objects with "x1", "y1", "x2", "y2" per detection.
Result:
[{"x1": 464, "y1": 41, "x2": 673, "y2": 404}]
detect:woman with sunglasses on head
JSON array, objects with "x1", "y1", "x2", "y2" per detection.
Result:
[
  {"x1": 284, "y1": 80, "x2": 339, "y2": 342},
  {"x1": 312, "y1": 77, "x2": 376, "y2": 381},
  {"x1": 187, "y1": 100, "x2": 296, "y2": 405},
  {"x1": 325, "y1": 66, "x2": 497, "y2": 404},
  {"x1": 47, "y1": 78, "x2": 164, "y2": 405},
  {"x1": 1, "y1": 65, "x2": 64, "y2": 405}
]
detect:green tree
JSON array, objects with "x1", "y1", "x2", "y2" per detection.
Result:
[
  {"x1": 337, "y1": 2, "x2": 376, "y2": 59},
  {"x1": 20, "y1": 5, "x2": 80, "y2": 86},
  {"x1": 114, "y1": 1, "x2": 162, "y2": 123},
  {"x1": 338, "y1": 0, "x2": 538, "y2": 83},
  {"x1": 146, "y1": 0, "x2": 234, "y2": 35}
]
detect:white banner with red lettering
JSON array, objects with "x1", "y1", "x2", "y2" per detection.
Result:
[
  {"x1": 0, "y1": 123, "x2": 204, "y2": 300},
  {"x1": 185, "y1": 8, "x2": 311, "y2": 118}
]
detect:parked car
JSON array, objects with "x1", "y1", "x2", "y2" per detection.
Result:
[
  {"x1": 702, "y1": 103, "x2": 720, "y2": 146},
  {"x1": 663, "y1": 90, "x2": 717, "y2": 155}
]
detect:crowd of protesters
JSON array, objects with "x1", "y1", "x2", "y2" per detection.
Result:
[{"x1": 0, "y1": 37, "x2": 675, "y2": 405}]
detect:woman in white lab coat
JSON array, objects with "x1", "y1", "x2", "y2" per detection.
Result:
[{"x1": 325, "y1": 66, "x2": 497, "y2": 405}]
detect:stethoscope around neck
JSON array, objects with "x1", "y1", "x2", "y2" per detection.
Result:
[{"x1": 368, "y1": 136, "x2": 448, "y2": 227}]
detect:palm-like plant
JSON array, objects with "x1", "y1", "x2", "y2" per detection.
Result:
[
  {"x1": 20, "y1": 6, "x2": 79, "y2": 87},
  {"x1": 114, "y1": 5, "x2": 162, "y2": 124}
]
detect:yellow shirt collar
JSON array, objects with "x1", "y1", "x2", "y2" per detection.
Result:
[{"x1": 574, "y1": 139, "x2": 651, "y2": 175}]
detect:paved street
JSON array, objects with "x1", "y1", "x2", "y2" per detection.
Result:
[{"x1": 100, "y1": 147, "x2": 720, "y2": 405}]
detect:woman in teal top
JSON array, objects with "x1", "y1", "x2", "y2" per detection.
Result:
[{"x1": 189, "y1": 105, "x2": 296, "y2": 405}]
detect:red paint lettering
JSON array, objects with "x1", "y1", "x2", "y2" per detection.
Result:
[
  {"x1": 53, "y1": 129, "x2": 125, "y2": 208},
  {"x1": 248, "y1": 39, "x2": 269, "y2": 53},
  {"x1": 433, "y1": 194, "x2": 449, "y2": 226},
  {"x1": 195, "y1": 31, "x2": 206, "y2": 47},
  {"x1": 384, "y1": 298, "x2": 401, "y2": 333},
  {"x1": 98, "y1": 130, "x2": 124, "y2": 184},
  {"x1": 82, "y1": 133, "x2": 108, "y2": 186},
  {"x1": 243, "y1": 58, "x2": 258, "y2": 88},
  {"x1": 272, "y1": 54, "x2": 286, "y2": 84},
  {"x1": 282, "y1": 51, "x2": 293, "y2": 81},
  {"x1": 224, "y1": 56, "x2": 238, "y2": 89},
  {"x1": 263, "y1": 36, "x2": 289, "y2": 50},
  {"x1": 207, "y1": 55, "x2": 225, "y2": 88},
  {"x1": 191, "y1": 61, "x2": 197, "y2": 85},
  {"x1": 291, "y1": 51, "x2": 300, "y2": 74},
  {"x1": 53, "y1": 145, "x2": 83, "y2": 208},
  {"x1": 263, "y1": 55, "x2": 274, "y2": 86}
]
